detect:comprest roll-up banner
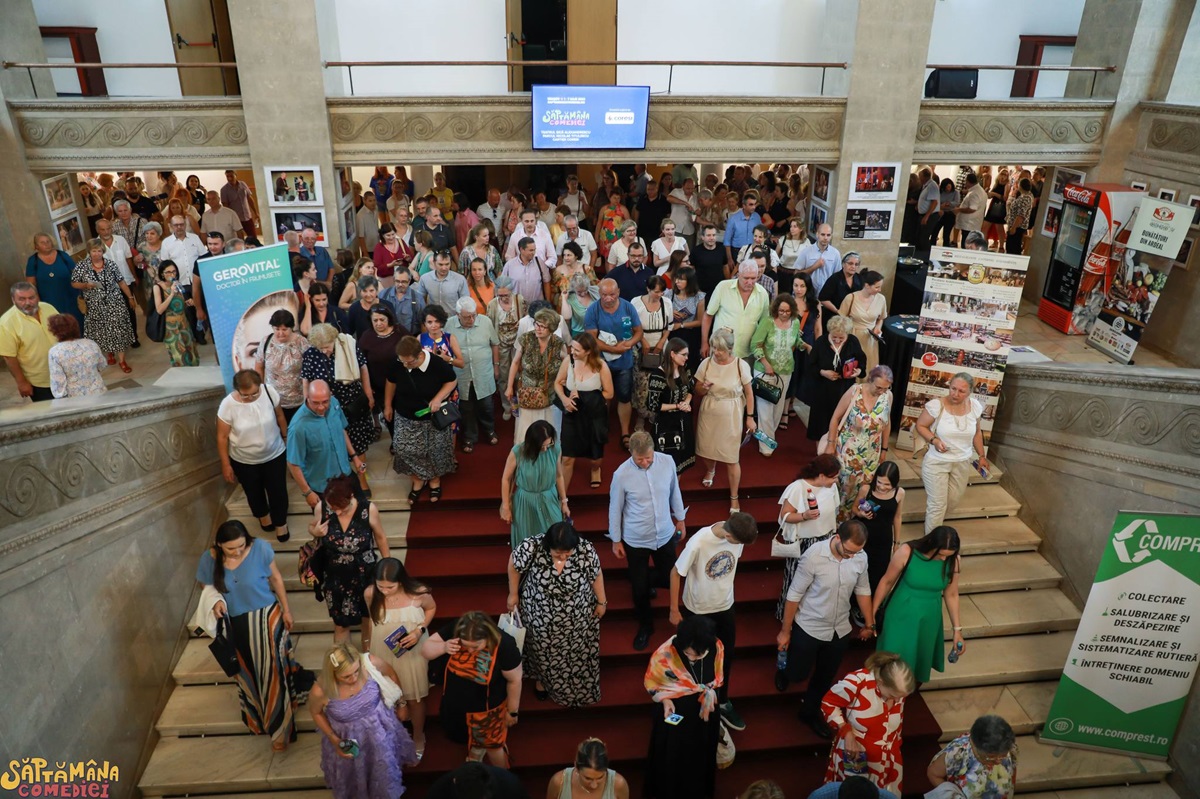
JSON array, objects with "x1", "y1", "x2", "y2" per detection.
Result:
[
  {"x1": 196, "y1": 243, "x2": 298, "y2": 391},
  {"x1": 1041, "y1": 511, "x2": 1200, "y2": 759}
]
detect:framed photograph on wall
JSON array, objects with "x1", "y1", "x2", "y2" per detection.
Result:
[
  {"x1": 848, "y1": 162, "x2": 900, "y2": 202},
  {"x1": 42, "y1": 173, "x2": 75, "y2": 218},
  {"x1": 1130, "y1": 180, "x2": 1148, "y2": 192},
  {"x1": 343, "y1": 204, "x2": 356, "y2": 246},
  {"x1": 264, "y1": 166, "x2": 322, "y2": 207},
  {"x1": 808, "y1": 203, "x2": 827, "y2": 242},
  {"x1": 1049, "y1": 167, "x2": 1087, "y2": 204},
  {"x1": 1176, "y1": 236, "x2": 1194, "y2": 269},
  {"x1": 54, "y1": 211, "x2": 86, "y2": 253},
  {"x1": 811, "y1": 166, "x2": 831, "y2": 206},
  {"x1": 1158, "y1": 188, "x2": 1178, "y2": 202},
  {"x1": 1188, "y1": 194, "x2": 1200, "y2": 227},
  {"x1": 271, "y1": 209, "x2": 328, "y2": 246},
  {"x1": 338, "y1": 167, "x2": 353, "y2": 208}
]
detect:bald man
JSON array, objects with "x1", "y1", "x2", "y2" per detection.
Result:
[{"x1": 286, "y1": 379, "x2": 366, "y2": 507}]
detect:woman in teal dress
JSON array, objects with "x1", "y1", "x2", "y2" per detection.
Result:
[
  {"x1": 26, "y1": 233, "x2": 83, "y2": 325},
  {"x1": 152, "y1": 260, "x2": 200, "y2": 367},
  {"x1": 872, "y1": 525, "x2": 964, "y2": 683},
  {"x1": 499, "y1": 420, "x2": 569, "y2": 549}
]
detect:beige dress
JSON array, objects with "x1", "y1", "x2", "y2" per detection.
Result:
[
  {"x1": 839, "y1": 292, "x2": 888, "y2": 374},
  {"x1": 695, "y1": 356, "x2": 751, "y2": 464},
  {"x1": 367, "y1": 598, "x2": 430, "y2": 701}
]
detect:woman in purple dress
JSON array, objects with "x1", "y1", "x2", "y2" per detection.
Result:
[{"x1": 310, "y1": 643, "x2": 418, "y2": 799}]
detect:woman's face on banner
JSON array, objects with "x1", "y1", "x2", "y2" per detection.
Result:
[{"x1": 232, "y1": 291, "x2": 299, "y2": 372}]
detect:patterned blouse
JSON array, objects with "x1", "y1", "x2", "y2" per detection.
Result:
[
  {"x1": 936, "y1": 733, "x2": 1017, "y2": 799},
  {"x1": 48, "y1": 339, "x2": 108, "y2": 398},
  {"x1": 256, "y1": 333, "x2": 310, "y2": 408}
]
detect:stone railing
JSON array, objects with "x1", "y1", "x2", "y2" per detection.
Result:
[
  {"x1": 1125, "y1": 101, "x2": 1200, "y2": 181},
  {"x1": 913, "y1": 99, "x2": 1113, "y2": 164},
  {"x1": 0, "y1": 386, "x2": 227, "y2": 796}
]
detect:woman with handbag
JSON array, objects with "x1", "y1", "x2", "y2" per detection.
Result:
[
  {"x1": 645, "y1": 338, "x2": 696, "y2": 474},
  {"x1": 819, "y1": 651, "x2": 916, "y2": 794},
  {"x1": 632, "y1": 276, "x2": 673, "y2": 429},
  {"x1": 195, "y1": 520, "x2": 311, "y2": 751},
  {"x1": 555, "y1": 332, "x2": 613, "y2": 489},
  {"x1": 500, "y1": 420, "x2": 568, "y2": 549},
  {"x1": 218, "y1": 369, "x2": 291, "y2": 542},
  {"x1": 694, "y1": 328, "x2": 755, "y2": 512},
  {"x1": 310, "y1": 643, "x2": 418, "y2": 799},
  {"x1": 804, "y1": 315, "x2": 866, "y2": 443},
  {"x1": 419, "y1": 304, "x2": 464, "y2": 443},
  {"x1": 873, "y1": 525, "x2": 965, "y2": 684},
  {"x1": 749, "y1": 293, "x2": 805, "y2": 456},
  {"x1": 151, "y1": 260, "x2": 199, "y2": 367},
  {"x1": 837, "y1": 270, "x2": 887, "y2": 375},
  {"x1": 505, "y1": 307, "x2": 567, "y2": 443},
  {"x1": 384, "y1": 336, "x2": 459, "y2": 503},
  {"x1": 487, "y1": 276, "x2": 527, "y2": 421},
  {"x1": 506, "y1": 521, "x2": 606, "y2": 707},
  {"x1": 420, "y1": 611, "x2": 523, "y2": 766},
  {"x1": 983, "y1": 168, "x2": 1009, "y2": 250},
  {"x1": 302, "y1": 323, "x2": 376, "y2": 461},
  {"x1": 826, "y1": 365, "x2": 894, "y2": 522},
  {"x1": 773, "y1": 453, "x2": 841, "y2": 622},
  {"x1": 644, "y1": 615, "x2": 725, "y2": 799},
  {"x1": 363, "y1": 557, "x2": 435, "y2": 762}
]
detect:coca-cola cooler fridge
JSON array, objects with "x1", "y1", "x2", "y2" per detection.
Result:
[{"x1": 1037, "y1": 183, "x2": 1143, "y2": 334}]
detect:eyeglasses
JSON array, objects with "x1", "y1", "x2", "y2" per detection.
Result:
[{"x1": 435, "y1": 250, "x2": 452, "y2": 257}]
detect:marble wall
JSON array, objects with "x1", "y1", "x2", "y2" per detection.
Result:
[
  {"x1": 992, "y1": 362, "x2": 1200, "y2": 798},
  {"x1": 0, "y1": 387, "x2": 227, "y2": 799}
]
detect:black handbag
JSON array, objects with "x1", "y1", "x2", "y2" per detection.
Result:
[
  {"x1": 342, "y1": 384, "x2": 371, "y2": 421},
  {"x1": 654, "y1": 419, "x2": 686, "y2": 453},
  {"x1": 431, "y1": 402, "x2": 461, "y2": 430},
  {"x1": 208, "y1": 616, "x2": 240, "y2": 677},
  {"x1": 752, "y1": 373, "x2": 783, "y2": 404},
  {"x1": 145, "y1": 306, "x2": 166, "y2": 343}
]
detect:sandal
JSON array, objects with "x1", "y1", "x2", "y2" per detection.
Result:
[
  {"x1": 533, "y1": 683, "x2": 549, "y2": 701},
  {"x1": 119, "y1": 362, "x2": 132, "y2": 374},
  {"x1": 429, "y1": 486, "x2": 442, "y2": 503},
  {"x1": 462, "y1": 442, "x2": 475, "y2": 454},
  {"x1": 621, "y1": 434, "x2": 631, "y2": 451},
  {"x1": 590, "y1": 470, "x2": 602, "y2": 489},
  {"x1": 702, "y1": 469, "x2": 716, "y2": 488},
  {"x1": 488, "y1": 434, "x2": 500, "y2": 446},
  {"x1": 730, "y1": 495, "x2": 740, "y2": 513},
  {"x1": 778, "y1": 419, "x2": 789, "y2": 431},
  {"x1": 407, "y1": 483, "x2": 425, "y2": 504},
  {"x1": 271, "y1": 738, "x2": 288, "y2": 752},
  {"x1": 106, "y1": 353, "x2": 116, "y2": 365}
]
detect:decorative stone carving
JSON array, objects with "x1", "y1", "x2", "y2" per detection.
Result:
[
  {"x1": 328, "y1": 96, "x2": 846, "y2": 163},
  {"x1": 913, "y1": 100, "x2": 1112, "y2": 163},
  {"x1": 1127, "y1": 102, "x2": 1200, "y2": 177},
  {"x1": 9, "y1": 99, "x2": 251, "y2": 170}
]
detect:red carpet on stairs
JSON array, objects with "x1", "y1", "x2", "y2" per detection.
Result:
[{"x1": 399, "y1": 408, "x2": 943, "y2": 798}]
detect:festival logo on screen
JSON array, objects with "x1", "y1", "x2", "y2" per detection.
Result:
[{"x1": 3, "y1": 757, "x2": 118, "y2": 797}]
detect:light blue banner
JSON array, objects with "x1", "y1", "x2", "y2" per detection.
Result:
[
  {"x1": 196, "y1": 243, "x2": 298, "y2": 390},
  {"x1": 531, "y1": 85, "x2": 650, "y2": 150}
]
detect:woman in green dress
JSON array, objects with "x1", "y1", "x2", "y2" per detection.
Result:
[
  {"x1": 499, "y1": 420, "x2": 569, "y2": 549},
  {"x1": 152, "y1": 260, "x2": 200, "y2": 367},
  {"x1": 872, "y1": 525, "x2": 964, "y2": 683}
]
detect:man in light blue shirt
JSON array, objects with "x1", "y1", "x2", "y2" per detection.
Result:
[
  {"x1": 796, "y1": 223, "x2": 843, "y2": 295},
  {"x1": 916, "y1": 167, "x2": 941, "y2": 250},
  {"x1": 446, "y1": 296, "x2": 500, "y2": 449},
  {"x1": 807, "y1": 776, "x2": 898, "y2": 799},
  {"x1": 414, "y1": 251, "x2": 469, "y2": 316},
  {"x1": 609, "y1": 431, "x2": 686, "y2": 651},
  {"x1": 285, "y1": 380, "x2": 365, "y2": 508},
  {"x1": 723, "y1": 190, "x2": 762, "y2": 271},
  {"x1": 298, "y1": 227, "x2": 335, "y2": 285}
]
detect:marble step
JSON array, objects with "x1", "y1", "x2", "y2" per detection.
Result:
[
  {"x1": 226, "y1": 513, "x2": 410, "y2": 553},
  {"x1": 898, "y1": 516, "x2": 1042, "y2": 555},
  {"x1": 923, "y1": 680, "x2": 1059, "y2": 740},
  {"x1": 1022, "y1": 786, "x2": 1179, "y2": 799},
  {"x1": 900, "y1": 483, "x2": 1021, "y2": 523},
  {"x1": 1009, "y1": 735, "x2": 1171, "y2": 793},
  {"x1": 894, "y1": 451, "x2": 1003, "y2": 487},
  {"x1": 924, "y1": 631, "x2": 1075, "y2": 690}
]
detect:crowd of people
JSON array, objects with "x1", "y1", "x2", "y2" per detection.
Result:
[
  {"x1": 4, "y1": 165, "x2": 1017, "y2": 799},
  {"x1": 903, "y1": 164, "x2": 1045, "y2": 256}
]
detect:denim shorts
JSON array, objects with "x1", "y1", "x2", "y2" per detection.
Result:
[{"x1": 611, "y1": 366, "x2": 633, "y2": 403}]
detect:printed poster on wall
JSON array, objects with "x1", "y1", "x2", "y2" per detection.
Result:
[
  {"x1": 1086, "y1": 197, "x2": 1192, "y2": 364},
  {"x1": 1041, "y1": 511, "x2": 1200, "y2": 759},
  {"x1": 896, "y1": 246, "x2": 1029, "y2": 451},
  {"x1": 196, "y1": 242, "x2": 299, "y2": 390}
]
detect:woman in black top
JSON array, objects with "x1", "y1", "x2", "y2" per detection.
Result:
[
  {"x1": 817, "y1": 251, "x2": 863, "y2": 326},
  {"x1": 384, "y1": 336, "x2": 458, "y2": 503},
  {"x1": 803, "y1": 315, "x2": 866, "y2": 442},
  {"x1": 299, "y1": 282, "x2": 347, "y2": 336}
]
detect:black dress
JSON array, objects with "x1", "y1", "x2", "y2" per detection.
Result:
[
  {"x1": 645, "y1": 646, "x2": 721, "y2": 799},
  {"x1": 818, "y1": 270, "x2": 863, "y2": 326},
  {"x1": 559, "y1": 357, "x2": 610, "y2": 461},
  {"x1": 803, "y1": 334, "x2": 866, "y2": 441},
  {"x1": 320, "y1": 500, "x2": 379, "y2": 627},
  {"x1": 861, "y1": 488, "x2": 900, "y2": 594},
  {"x1": 646, "y1": 369, "x2": 695, "y2": 473}
]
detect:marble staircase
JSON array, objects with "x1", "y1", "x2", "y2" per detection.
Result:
[{"x1": 140, "y1": 447, "x2": 1177, "y2": 797}]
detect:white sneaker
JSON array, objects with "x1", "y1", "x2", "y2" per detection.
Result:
[{"x1": 502, "y1": 410, "x2": 512, "y2": 421}]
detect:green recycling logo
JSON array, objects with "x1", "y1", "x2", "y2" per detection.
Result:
[{"x1": 1048, "y1": 717, "x2": 1074, "y2": 735}]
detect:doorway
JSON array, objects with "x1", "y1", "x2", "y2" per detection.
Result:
[{"x1": 164, "y1": 0, "x2": 239, "y2": 96}]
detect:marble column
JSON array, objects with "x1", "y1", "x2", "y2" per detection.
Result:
[
  {"x1": 829, "y1": 0, "x2": 937, "y2": 286},
  {"x1": 226, "y1": 0, "x2": 342, "y2": 246},
  {"x1": 0, "y1": 0, "x2": 58, "y2": 295},
  {"x1": 1069, "y1": 0, "x2": 1195, "y2": 182},
  {"x1": 1165, "y1": 4, "x2": 1200, "y2": 103}
]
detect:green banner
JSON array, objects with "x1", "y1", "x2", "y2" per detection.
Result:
[{"x1": 1041, "y1": 512, "x2": 1200, "y2": 758}]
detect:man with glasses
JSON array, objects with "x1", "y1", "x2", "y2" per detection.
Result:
[
  {"x1": 723, "y1": 190, "x2": 762, "y2": 273},
  {"x1": 299, "y1": 227, "x2": 335, "y2": 287},
  {"x1": 161, "y1": 214, "x2": 206, "y2": 337},
  {"x1": 446, "y1": 296, "x2": 501, "y2": 451},
  {"x1": 776, "y1": 520, "x2": 876, "y2": 739},
  {"x1": 414, "y1": 250, "x2": 468, "y2": 316},
  {"x1": 379, "y1": 270, "x2": 420, "y2": 336},
  {"x1": 796, "y1": 223, "x2": 842, "y2": 295},
  {"x1": 606, "y1": 241, "x2": 651, "y2": 302},
  {"x1": 503, "y1": 209, "x2": 558, "y2": 269},
  {"x1": 554, "y1": 213, "x2": 599, "y2": 272}
]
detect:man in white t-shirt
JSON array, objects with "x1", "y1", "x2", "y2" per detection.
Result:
[
  {"x1": 953, "y1": 172, "x2": 988, "y2": 246},
  {"x1": 669, "y1": 512, "x2": 759, "y2": 732},
  {"x1": 555, "y1": 214, "x2": 599, "y2": 270}
]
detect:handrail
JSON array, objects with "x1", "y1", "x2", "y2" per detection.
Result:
[
  {"x1": 925, "y1": 64, "x2": 1116, "y2": 72},
  {"x1": 322, "y1": 59, "x2": 847, "y2": 68},
  {"x1": 3, "y1": 61, "x2": 238, "y2": 69}
]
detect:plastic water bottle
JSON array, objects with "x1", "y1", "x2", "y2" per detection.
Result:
[
  {"x1": 776, "y1": 648, "x2": 788, "y2": 671},
  {"x1": 948, "y1": 641, "x2": 964, "y2": 663},
  {"x1": 752, "y1": 429, "x2": 777, "y2": 450},
  {"x1": 621, "y1": 315, "x2": 633, "y2": 341}
]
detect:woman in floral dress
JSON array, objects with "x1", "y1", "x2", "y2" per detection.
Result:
[
  {"x1": 70, "y1": 240, "x2": 136, "y2": 372},
  {"x1": 820, "y1": 651, "x2": 915, "y2": 795},
  {"x1": 595, "y1": 190, "x2": 630, "y2": 264},
  {"x1": 826, "y1": 366, "x2": 894, "y2": 522},
  {"x1": 309, "y1": 476, "x2": 389, "y2": 645},
  {"x1": 507, "y1": 522, "x2": 605, "y2": 707},
  {"x1": 152, "y1": 261, "x2": 199, "y2": 367}
]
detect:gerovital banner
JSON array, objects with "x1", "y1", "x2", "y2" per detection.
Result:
[{"x1": 1041, "y1": 511, "x2": 1200, "y2": 758}]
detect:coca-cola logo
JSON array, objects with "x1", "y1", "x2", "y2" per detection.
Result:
[
  {"x1": 1063, "y1": 185, "x2": 1095, "y2": 204},
  {"x1": 1153, "y1": 206, "x2": 1175, "y2": 222}
]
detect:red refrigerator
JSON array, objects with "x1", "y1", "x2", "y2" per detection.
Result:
[{"x1": 1038, "y1": 183, "x2": 1143, "y2": 334}]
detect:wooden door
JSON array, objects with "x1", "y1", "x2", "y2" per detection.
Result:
[
  {"x1": 567, "y1": 0, "x2": 616, "y2": 85},
  {"x1": 165, "y1": 0, "x2": 236, "y2": 96},
  {"x1": 506, "y1": 0, "x2": 524, "y2": 92}
]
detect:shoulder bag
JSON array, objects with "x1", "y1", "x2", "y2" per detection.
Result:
[
  {"x1": 208, "y1": 616, "x2": 240, "y2": 677},
  {"x1": 752, "y1": 371, "x2": 783, "y2": 404},
  {"x1": 145, "y1": 286, "x2": 167, "y2": 343},
  {"x1": 431, "y1": 402, "x2": 462, "y2": 431},
  {"x1": 638, "y1": 302, "x2": 667, "y2": 370}
]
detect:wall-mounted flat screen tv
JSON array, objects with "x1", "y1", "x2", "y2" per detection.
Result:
[{"x1": 531, "y1": 84, "x2": 650, "y2": 150}]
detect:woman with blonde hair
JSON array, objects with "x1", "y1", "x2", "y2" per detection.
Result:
[
  {"x1": 338, "y1": 258, "x2": 378, "y2": 309},
  {"x1": 738, "y1": 781, "x2": 784, "y2": 799},
  {"x1": 694, "y1": 328, "x2": 755, "y2": 511},
  {"x1": 820, "y1": 650, "x2": 916, "y2": 794},
  {"x1": 301, "y1": 322, "x2": 376, "y2": 458},
  {"x1": 547, "y1": 737, "x2": 630, "y2": 799},
  {"x1": 309, "y1": 642, "x2": 417, "y2": 799}
]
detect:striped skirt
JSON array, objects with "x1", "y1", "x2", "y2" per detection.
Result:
[{"x1": 229, "y1": 602, "x2": 313, "y2": 743}]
